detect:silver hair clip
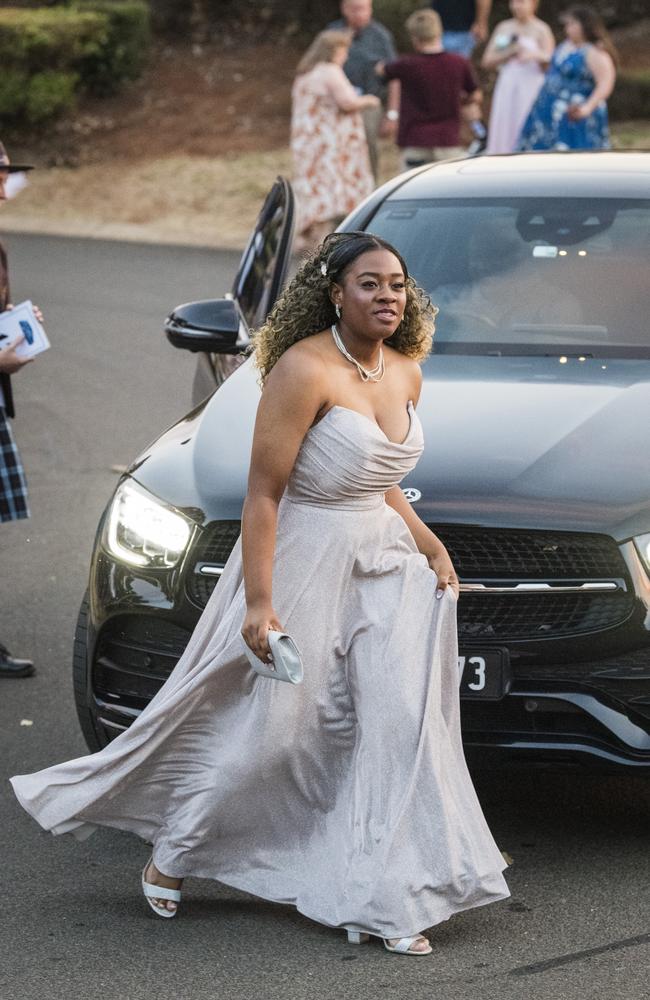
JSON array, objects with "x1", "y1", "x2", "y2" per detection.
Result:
[{"x1": 320, "y1": 261, "x2": 327, "y2": 276}]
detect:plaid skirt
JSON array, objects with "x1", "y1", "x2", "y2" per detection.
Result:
[{"x1": 0, "y1": 407, "x2": 29, "y2": 522}]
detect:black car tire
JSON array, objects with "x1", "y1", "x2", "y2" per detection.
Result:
[{"x1": 72, "y1": 592, "x2": 106, "y2": 753}]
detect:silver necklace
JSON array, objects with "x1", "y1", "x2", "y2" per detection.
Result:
[{"x1": 331, "y1": 324, "x2": 385, "y2": 382}]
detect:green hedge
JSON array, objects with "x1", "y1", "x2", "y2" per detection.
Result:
[
  {"x1": 25, "y1": 69, "x2": 79, "y2": 122},
  {"x1": 0, "y1": 2, "x2": 150, "y2": 125},
  {"x1": 74, "y1": 1, "x2": 151, "y2": 96},
  {"x1": 0, "y1": 70, "x2": 75, "y2": 125},
  {"x1": 0, "y1": 8, "x2": 104, "y2": 123},
  {"x1": 0, "y1": 8, "x2": 108, "y2": 71}
]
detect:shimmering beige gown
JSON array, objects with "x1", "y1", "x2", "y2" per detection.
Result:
[{"x1": 11, "y1": 400, "x2": 510, "y2": 938}]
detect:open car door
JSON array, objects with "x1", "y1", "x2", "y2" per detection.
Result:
[
  {"x1": 232, "y1": 176, "x2": 295, "y2": 332},
  {"x1": 164, "y1": 177, "x2": 295, "y2": 404}
]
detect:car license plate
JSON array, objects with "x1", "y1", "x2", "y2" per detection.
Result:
[{"x1": 459, "y1": 649, "x2": 510, "y2": 700}]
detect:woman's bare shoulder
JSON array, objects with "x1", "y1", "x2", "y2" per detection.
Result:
[
  {"x1": 263, "y1": 333, "x2": 331, "y2": 393},
  {"x1": 533, "y1": 18, "x2": 555, "y2": 38},
  {"x1": 385, "y1": 345, "x2": 423, "y2": 399},
  {"x1": 318, "y1": 60, "x2": 341, "y2": 77},
  {"x1": 385, "y1": 343, "x2": 422, "y2": 369},
  {"x1": 310, "y1": 61, "x2": 340, "y2": 86},
  {"x1": 409, "y1": 358, "x2": 424, "y2": 403},
  {"x1": 587, "y1": 43, "x2": 615, "y2": 72}
]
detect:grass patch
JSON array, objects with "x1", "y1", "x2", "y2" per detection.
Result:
[{"x1": 610, "y1": 119, "x2": 650, "y2": 148}]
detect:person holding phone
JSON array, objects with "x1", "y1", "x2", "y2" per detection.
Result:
[
  {"x1": 482, "y1": 0, "x2": 554, "y2": 154},
  {"x1": 0, "y1": 140, "x2": 36, "y2": 677}
]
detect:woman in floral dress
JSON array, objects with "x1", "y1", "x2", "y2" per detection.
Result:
[
  {"x1": 517, "y1": 5, "x2": 616, "y2": 152},
  {"x1": 291, "y1": 31, "x2": 378, "y2": 249}
]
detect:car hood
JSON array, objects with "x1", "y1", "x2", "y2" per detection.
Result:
[{"x1": 130, "y1": 354, "x2": 650, "y2": 541}]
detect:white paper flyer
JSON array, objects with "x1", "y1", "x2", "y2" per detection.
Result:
[{"x1": 0, "y1": 300, "x2": 50, "y2": 359}]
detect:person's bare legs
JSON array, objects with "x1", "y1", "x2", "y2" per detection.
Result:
[{"x1": 144, "y1": 860, "x2": 183, "y2": 913}]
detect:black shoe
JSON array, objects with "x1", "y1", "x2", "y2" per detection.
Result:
[{"x1": 0, "y1": 643, "x2": 35, "y2": 678}]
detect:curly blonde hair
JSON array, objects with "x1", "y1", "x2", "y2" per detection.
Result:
[{"x1": 252, "y1": 231, "x2": 437, "y2": 385}]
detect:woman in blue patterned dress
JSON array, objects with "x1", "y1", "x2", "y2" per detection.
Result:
[{"x1": 517, "y1": 5, "x2": 616, "y2": 151}]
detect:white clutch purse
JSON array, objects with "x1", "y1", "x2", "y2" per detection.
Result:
[{"x1": 243, "y1": 629, "x2": 304, "y2": 685}]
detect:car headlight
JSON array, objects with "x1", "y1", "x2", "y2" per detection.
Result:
[
  {"x1": 105, "y1": 480, "x2": 193, "y2": 568},
  {"x1": 633, "y1": 533, "x2": 650, "y2": 577}
]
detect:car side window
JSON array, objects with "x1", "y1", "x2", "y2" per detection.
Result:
[{"x1": 232, "y1": 179, "x2": 294, "y2": 332}]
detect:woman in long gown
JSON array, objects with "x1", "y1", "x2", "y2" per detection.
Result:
[
  {"x1": 482, "y1": 0, "x2": 555, "y2": 155},
  {"x1": 517, "y1": 4, "x2": 617, "y2": 152},
  {"x1": 11, "y1": 232, "x2": 510, "y2": 956},
  {"x1": 291, "y1": 31, "x2": 378, "y2": 250}
]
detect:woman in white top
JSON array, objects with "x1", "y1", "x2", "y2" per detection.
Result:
[
  {"x1": 291, "y1": 31, "x2": 379, "y2": 250},
  {"x1": 482, "y1": 0, "x2": 555, "y2": 154}
]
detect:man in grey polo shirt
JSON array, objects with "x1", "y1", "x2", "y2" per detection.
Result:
[{"x1": 328, "y1": 0, "x2": 400, "y2": 183}]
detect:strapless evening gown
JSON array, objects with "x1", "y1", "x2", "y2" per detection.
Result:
[{"x1": 11, "y1": 400, "x2": 510, "y2": 939}]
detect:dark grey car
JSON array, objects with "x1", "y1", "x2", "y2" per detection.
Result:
[{"x1": 75, "y1": 152, "x2": 650, "y2": 771}]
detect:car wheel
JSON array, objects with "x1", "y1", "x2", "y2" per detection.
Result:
[{"x1": 72, "y1": 591, "x2": 106, "y2": 753}]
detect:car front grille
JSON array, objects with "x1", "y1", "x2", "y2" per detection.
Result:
[
  {"x1": 514, "y1": 644, "x2": 650, "y2": 721},
  {"x1": 431, "y1": 525, "x2": 634, "y2": 639},
  {"x1": 460, "y1": 693, "x2": 612, "y2": 742},
  {"x1": 192, "y1": 519, "x2": 242, "y2": 564},
  {"x1": 456, "y1": 590, "x2": 631, "y2": 639},
  {"x1": 186, "y1": 520, "x2": 241, "y2": 609},
  {"x1": 186, "y1": 521, "x2": 634, "y2": 641},
  {"x1": 93, "y1": 616, "x2": 191, "y2": 704},
  {"x1": 429, "y1": 525, "x2": 625, "y2": 579}
]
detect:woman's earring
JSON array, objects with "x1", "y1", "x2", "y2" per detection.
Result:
[{"x1": 335, "y1": 304, "x2": 341, "y2": 319}]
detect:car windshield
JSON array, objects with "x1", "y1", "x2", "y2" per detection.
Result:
[{"x1": 368, "y1": 197, "x2": 650, "y2": 357}]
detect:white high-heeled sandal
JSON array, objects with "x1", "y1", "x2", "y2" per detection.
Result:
[
  {"x1": 141, "y1": 857, "x2": 182, "y2": 919},
  {"x1": 347, "y1": 929, "x2": 432, "y2": 956}
]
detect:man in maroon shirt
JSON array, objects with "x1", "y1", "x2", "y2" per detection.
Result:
[{"x1": 380, "y1": 9, "x2": 481, "y2": 170}]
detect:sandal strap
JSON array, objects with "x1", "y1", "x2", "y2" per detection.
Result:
[
  {"x1": 387, "y1": 936, "x2": 425, "y2": 953},
  {"x1": 142, "y1": 881, "x2": 181, "y2": 902}
]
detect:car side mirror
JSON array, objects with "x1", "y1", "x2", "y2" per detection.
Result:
[{"x1": 164, "y1": 298, "x2": 250, "y2": 354}]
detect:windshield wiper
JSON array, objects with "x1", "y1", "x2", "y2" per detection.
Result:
[
  {"x1": 510, "y1": 324, "x2": 609, "y2": 340},
  {"x1": 433, "y1": 341, "x2": 650, "y2": 358}
]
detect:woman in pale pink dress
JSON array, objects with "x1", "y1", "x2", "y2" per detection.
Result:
[
  {"x1": 482, "y1": 0, "x2": 555, "y2": 154},
  {"x1": 291, "y1": 31, "x2": 379, "y2": 249}
]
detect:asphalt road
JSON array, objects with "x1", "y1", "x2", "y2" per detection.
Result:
[{"x1": 1, "y1": 234, "x2": 648, "y2": 1000}]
